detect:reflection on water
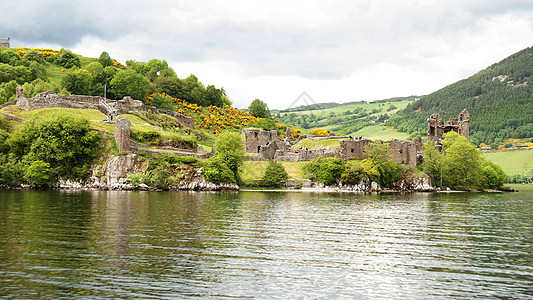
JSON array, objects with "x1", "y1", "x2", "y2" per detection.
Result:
[{"x1": 0, "y1": 189, "x2": 532, "y2": 298}]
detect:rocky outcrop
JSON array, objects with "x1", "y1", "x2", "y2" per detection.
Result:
[{"x1": 58, "y1": 154, "x2": 238, "y2": 191}]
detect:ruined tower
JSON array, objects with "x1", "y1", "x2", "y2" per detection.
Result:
[
  {"x1": 428, "y1": 109, "x2": 470, "y2": 143},
  {"x1": 115, "y1": 116, "x2": 131, "y2": 152},
  {"x1": 0, "y1": 37, "x2": 10, "y2": 48}
]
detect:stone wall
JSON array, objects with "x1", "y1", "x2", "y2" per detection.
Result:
[
  {"x1": 15, "y1": 88, "x2": 195, "y2": 128},
  {"x1": 242, "y1": 128, "x2": 289, "y2": 159},
  {"x1": 115, "y1": 116, "x2": 131, "y2": 152}
]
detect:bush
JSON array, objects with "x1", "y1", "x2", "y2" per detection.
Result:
[
  {"x1": 57, "y1": 49, "x2": 81, "y2": 68},
  {"x1": 7, "y1": 112, "x2": 101, "y2": 181},
  {"x1": 24, "y1": 160, "x2": 51, "y2": 186},
  {"x1": 304, "y1": 157, "x2": 345, "y2": 186},
  {"x1": 202, "y1": 156, "x2": 235, "y2": 184},
  {"x1": 214, "y1": 132, "x2": 245, "y2": 183},
  {"x1": 482, "y1": 161, "x2": 506, "y2": 189},
  {"x1": 262, "y1": 160, "x2": 288, "y2": 187}
]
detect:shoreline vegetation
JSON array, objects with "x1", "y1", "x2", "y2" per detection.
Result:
[{"x1": 1, "y1": 46, "x2": 530, "y2": 192}]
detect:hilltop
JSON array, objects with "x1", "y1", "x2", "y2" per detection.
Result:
[{"x1": 387, "y1": 45, "x2": 533, "y2": 145}]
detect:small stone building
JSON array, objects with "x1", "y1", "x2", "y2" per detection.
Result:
[
  {"x1": 242, "y1": 128, "x2": 288, "y2": 159},
  {"x1": 428, "y1": 109, "x2": 470, "y2": 143},
  {"x1": 0, "y1": 37, "x2": 9, "y2": 48}
]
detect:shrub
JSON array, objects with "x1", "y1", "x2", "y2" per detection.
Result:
[
  {"x1": 304, "y1": 157, "x2": 345, "y2": 186},
  {"x1": 214, "y1": 132, "x2": 245, "y2": 183},
  {"x1": 24, "y1": 160, "x2": 51, "y2": 186},
  {"x1": 482, "y1": 161, "x2": 506, "y2": 189},
  {"x1": 7, "y1": 112, "x2": 101, "y2": 181},
  {"x1": 262, "y1": 160, "x2": 289, "y2": 187},
  {"x1": 202, "y1": 156, "x2": 235, "y2": 184}
]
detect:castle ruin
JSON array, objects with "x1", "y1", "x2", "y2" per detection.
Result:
[
  {"x1": 0, "y1": 37, "x2": 9, "y2": 48},
  {"x1": 242, "y1": 128, "x2": 423, "y2": 167},
  {"x1": 428, "y1": 109, "x2": 470, "y2": 143}
]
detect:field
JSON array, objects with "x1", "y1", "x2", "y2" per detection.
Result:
[
  {"x1": 349, "y1": 125, "x2": 411, "y2": 141},
  {"x1": 280, "y1": 100, "x2": 413, "y2": 117},
  {"x1": 241, "y1": 161, "x2": 307, "y2": 184},
  {"x1": 483, "y1": 149, "x2": 533, "y2": 175}
]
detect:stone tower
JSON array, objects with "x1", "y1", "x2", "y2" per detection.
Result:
[
  {"x1": 428, "y1": 109, "x2": 470, "y2": 143},
  {"x1": 115, "y1": 116, "x2": 131, "y2": 152},
  {"x1": 0, "y1": 37, "x2": 10, "y2": 48}
]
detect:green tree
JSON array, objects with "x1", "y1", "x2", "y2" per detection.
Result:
[
  {"x1": 214, "y1": 132, "x2": 245, "y2": 184},
  {"x1": 203, "y1": 156, "x2": 236, "y2": 184},
  {"x1": 110, "y1": 69, "x2": 151, "y2": 100},
  {"x1": 58, "y1": 49, "x2": 81, "y2": 68},
  {"x1": 421, "y1": 140, "x2": 445, "y2": 187},
  {"x1": 98, "y1": 51, "x2": 113, "y2": 68},
  {"x1": 8, "y1": 113, "x2": 101, "y2": 181},
  {"x1": 263, "y1": 160, "x2": 289, "y2": 187},
  {"x1": 304, "y1": 157, "x2": 345, "y2": 186},
  {"x1": 24, "y1": 160, "x2": 51, "y2": 186},
  {"x1": 482, "y1": 161, "x2": 506, "y2": 189},
  {"x1": 441, "y1": 131, "x2": 484, "y2": 190},
  {"x1": 248, "y1": 99, "x2": 271, "y2": 118}
]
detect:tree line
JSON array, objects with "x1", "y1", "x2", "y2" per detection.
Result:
[{"x1": 0, "y1": 48, "x2": 230, "y2": 108}]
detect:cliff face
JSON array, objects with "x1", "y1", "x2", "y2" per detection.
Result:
[{"x1": 59, "y1": 154, "x2": 238, "y2": 191}]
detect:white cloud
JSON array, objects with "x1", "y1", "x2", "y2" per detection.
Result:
[{"x1": 2, "y1": 0, "x2": 532, "y2": 109}]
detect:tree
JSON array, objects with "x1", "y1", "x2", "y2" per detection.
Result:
[
  {"x1": 8, "y1": 112, "x2": 101, "y2": 182},
  {"x1": 304, "y1": 157, "x2": 345, "y2": 186},
  {"x1": 98, "y1": 51, "x2": 113, "y2": 68},
  {"x1": 248, "y1": 99, "x2": 271, "y2": 118},
  {"x1": 263, "y1": 160, "x2": 289, "y2": 187},
  {"x1": 57, "y1": 49, "x2": 81, "y2": 68},
  {"x1": 214, "y1": 132, "x2": 245, "y2": 184},
  {"x1": 441, "y1": 131, "x2": 484, "y2": 190},
  {"x1": 109, "y1": 69, "x2": 151, "y2": 100}
]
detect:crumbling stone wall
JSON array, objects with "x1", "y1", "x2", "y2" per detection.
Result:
[
  {"x1": 242, "y1": 129, "x2": 287, "y2": 154},
  {"x1": 115, "y1": 116, "x2": 131, "y2": 152},
  {"x1": 15, "y1": 87, "x2": 194, "y2": 128},
  {"x1": 0, "y1": 37, "x2": 9, "y2": 48},
  {"x1": 340, "y1": 139, "x2": 421, "y2": 167},
  {"x1": 428, "y1": 109, "x2": 469, "y2": 143}
]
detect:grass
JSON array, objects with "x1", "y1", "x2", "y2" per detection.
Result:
[
  {"x1": 241, "y1": 161, "x2": 307, "y2": 184},
  {"x1": 483, "y1": 149, "x2": 533, "y2": 175},
  {"x1": 349, "y1": 125, "x2": 411, "y2": 140},
  {"x1": 291, "y1": 138, "x2": 343, "y2": 150}
]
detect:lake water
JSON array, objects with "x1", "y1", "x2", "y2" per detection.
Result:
[{"x1": 0, "y1": 188, "x2": 532, "y2": 299}]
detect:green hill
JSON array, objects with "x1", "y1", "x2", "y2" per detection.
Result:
[
  {"x1": 275, "y1": 98, "x2": 416, "y2": 136},
  {"x1": 387, "y1": 46, "x2": 533, "y2": 145}
]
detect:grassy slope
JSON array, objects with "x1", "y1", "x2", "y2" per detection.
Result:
[
  {"x1": 483, "y1": 149, "x2": 533, "y2": 175},
  {"x1": 241, "y1": 161, "x2": 307, "y2": 184},
  {"x1": 286, "y1": 100, "x2": 412, "y2": 117},
  {"x1": 350, "y1": 125, "x2": 411, "y2": 141},
  {"x1": 292, "y1": 138, "x2": 344, "y2": 150},
  {"x1": 0, "y1": 106, "x2": 195, "y2": 142}
]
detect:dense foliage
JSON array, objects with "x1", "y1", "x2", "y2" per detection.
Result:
[
  {"x1": 262, "y1": 160, "x2": 289, "y2": 187},
  {"x1": 0, "y1": 113, "x2": 101, "y2": 186},
  {"x1": 421, "y1": 132, "x2": 506, "y2": 190},
  {"x1": 248, "y1": 99, "x2": 271, "y2": 119},
  {"x1": 202, "y1": 132, "x2": 245, "y2": 184},
  {"x1": 0, "y1": 47, "x2": 230, "y2": 108},
  {"x1": 388, "y1": 46, "x2": 533, "y2": 145}
]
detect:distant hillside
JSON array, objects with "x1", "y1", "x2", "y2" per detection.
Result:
[
  {"x1": 387, "y1": 45, "x2": 533, "y2": 145},
  {"x1": 275, "y1": 97, "x2": 416, "y2": 135}
]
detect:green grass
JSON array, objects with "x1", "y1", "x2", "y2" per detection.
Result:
[
  {"x1": 483, "y1": 149, "x2": 533, "y2": 175},
  {"x1": 241, "y1": 161, "x2": 307, "y2": 184},
  {"x1": 291, "y1": 138, "x2": 343, "y2": 150},
  {"x1": 349, "y1": 125, "x2": 411, "y2": 141}
]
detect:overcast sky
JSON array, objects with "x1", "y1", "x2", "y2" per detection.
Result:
[{"x1": 2, "y1": 0, "x2": 532, "y2": 109}]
